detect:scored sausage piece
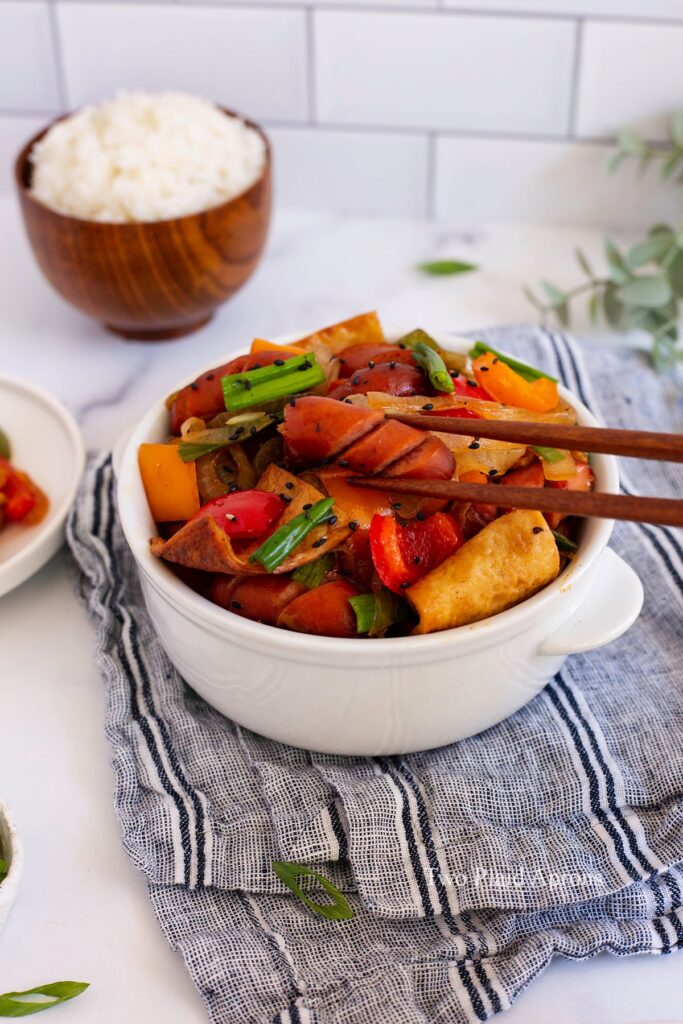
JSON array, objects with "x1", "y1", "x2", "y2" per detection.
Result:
[
  {"x1": 339, "y1": 420, "x2": 425, "y2": 474},
  {"x1": 384, "y1": 434, "x2": 455, "y2": 480},
  {"x1": 283, "y1": 396, "x2": 384, "y2": 463}
]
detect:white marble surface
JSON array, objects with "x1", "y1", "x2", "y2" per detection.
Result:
[{"x1": 0, "y1": 193, "x2": 680, "y2": 1023}]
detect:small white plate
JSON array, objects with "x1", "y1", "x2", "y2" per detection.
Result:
[
  {"x1": 0, "y1": 375, "x2": 85, "y2": 599},
  {"x1": 0, "y1": 798, "x2": 23, "y2": 935}
]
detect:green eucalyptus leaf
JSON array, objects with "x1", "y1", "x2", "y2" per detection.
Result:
[
  {"x1": 604, "y1": 238, "x2": 630, "y2": 283},
  {"x1": 617, "y1": 129, "x2": 649, "y2": 158},
  {"x1": 608, "y1": 151, "x2": 627, "y2": 175},
  {"x1": 627, "y1": 235, "x2": 673, "y2": 268},
  {"x1": 0, "y1": 983, "x2": 89, "y2": 1018},
  {"x1": 616, "y1": 275, "x2": 672, "y2": 309},
  {"x1": 575, "y1": 248, "x2": 593, "y2": 279},
  {"x1": 417, "y1": 260, "x2": 477, "y2": 276},
  {"x1": 522, "y1": 286, "x2": 544, "y2": 311},
  {"x1": 588, "y1": 291, "x2": 599, "y2": 324},
  {"x1": 553, "y1": 302, "x2": 570, "y2": 327},
  {"x1": 603, "y1": 283, "x2": 625, "y2": 327},
  {"x1": 660, "y1": 150, "x2": 683, "y2": 181},
  {"x1": 273, "y1": 861, "x2": 354, "y2": 921},
  {"x1": 668, "y1": 251, "x2": 683, "y2": 296},
  {"x1": 652, "y1": 335, "x2": 680, "y2": 373},
  {"x1": 648, "y1": 223, "x2": 675, "y2": 238},
  {"x1": 0, "y1": 429, "x2": 10, "y2": 460},
  {"x1": 540, "y1": 280, "x2": 566, "y2": 306},
  {"x1": 671, "y1": 111, "x2": 683, "y2": 150}
]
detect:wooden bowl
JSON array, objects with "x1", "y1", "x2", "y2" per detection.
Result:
[{"x1": 14, "y1": 109, "x2": 272, "y2": 341}]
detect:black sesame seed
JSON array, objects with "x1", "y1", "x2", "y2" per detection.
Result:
[
  {"x1": 243, "y1": 379, "x2": 252, "y2": 390},
  {"x1": 285, "y1": 481, "x2": 294, "y2": 489},
  {"x1": 289, "y1": 398, "x2": 297, "y2": 407},
  {"x1": 488, "y1": 468, "x2": 498, "y2": 476},
  {"x1": 368, "y1": 360, "x2": 375, "y2": 369},
  {"x1": 352, "y1": 376, "x2": 361, "y2": 386},
  {"x1": 274, "y1": 358, "x2": 285, "y2": 366},
  {"x1": 251, "y1": 363, "x2": 262, "y2": 371},
  {"x1": 231, "y1": 600, "x2": 242, "y2": 609},
  {"x1": 228, "y1": 433, "x2": 239, "y2": 441},
  {"x1": 468, "y1": 441, "x2": 480, "y2": 450},
  {"x1": 338, "y1": 459, "x2": 349, "y2": 468},
  {"x1": 399, "y1": 581, "x2": 410, "y2": 590},
  {"x1": 303, "y1": 503, "x2": 313, "y2": 510},
  {"x1": 312, "y1": 537, "x2": 327, "y2": 548},
  {"x1": 467, "y1": 379, "x2": 477, "y2": 388},
  {"x1": 532, "y1": 526, "x2": 543, "y2": 534},
  {"x1": 206, "y1": 373, "x2": 215, "y2": 381},
  {"x1": 389, "y1": 361, "x2": 397, "y2": 370},
  {"x1": 279, "y1": 493, "x2": 292, "y2": 504},
  {"x1": 328, "y1": 515, "x2": 338, "y2": 526},
  {"x1": 249, "y1": 426, "x2": 257, "y2": 436},
  {"x1": 392, "y1": 502, "x2": 402, "y2": 510},
  {"x1": 415, "y1": 511, "x2": 425, "y2": 521},
  {"x1": 315, "y1": 423, "x2": 321, "y2": 433},
  {"x1": 422, "y1": 403, "x2": 434, "y2": 411},
  {"x1": 229, "y1": 484, "x2": 239, "y2": 493},
  {"x1": 338, "y1": 357, "x2": 347, "y2": 366},
  {"x1": 343, "y1": 397, "x2": 353, "y2": 404},
  {"x1": 190, "y1": 382, "x2": 199, "y2": 391},
  {"x1": 234, "y1": 426, "x2": 245, "y2": 437},
  {"x1": 479, "y1": 366, "x2": 490, "y2": 372},
  {"x1": 398, "y1": 342, "x2": 407, "y2": 349},
  {"x1": 492, "y1": 357, "x2": 499, "y2": 364},
  {"x1": 349, "y1": 520, "x2": 359, "y2": 531},
  {"x1": 298, "y1": 361, "x2": 312, "y2": 371},
  {"x1": 413, "y1": 556, "x2": 421, "y2": 565}
]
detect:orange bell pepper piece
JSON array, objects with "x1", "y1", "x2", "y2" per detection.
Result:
[
  {"x1": 138, "y1": 444, "x2": 200, "y2": 522},
  {"x1": 472, "y1": 351, "x2": 559, "y2": 413},
  {"x1": 250, "y1": 338, "x2": 305, "y2": 358}
]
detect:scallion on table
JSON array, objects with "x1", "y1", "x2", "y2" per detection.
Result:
[
  {"x1": 250, "y1": 498, "x2": 335, "y2": 572},
  {"x1": 0, "y1": 981, "x2": 89, "y2": 1017},
  {"x1": 273, "y1": 861, "x2": 354, "y2": 921},
  {"x1": 221, "y1": 354, "x2": 325, "y2": 413}
]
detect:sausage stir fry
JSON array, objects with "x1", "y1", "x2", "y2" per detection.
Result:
[
  {"x1": 0, "y1": 429, "x2": 48, "y2": 537},
  {"x1": 143, "y1": 313, "x2": 593, "y2": 637}
]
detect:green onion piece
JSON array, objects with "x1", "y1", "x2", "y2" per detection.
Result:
[
  {"x1": 0, "y1": 981, "x2": 89, "y2": 1017},
  {"x1": 532, "y1": 445, "x2": 565, "y2": 464},
  {"x1": 250, "y1": 498, "x2": 335, "y2": 572},
  {"x1": 0, "y1": 859, "x2": 7, "y2": 883},
  {"x1": 292, "y1": 552, "x2": 335, "y2": 589},
  {"x1": 417, "y1": 259, "x2": 477, "y2": 276},
  {"x1": 468, "y1": 342, "x2": 558, "y2": 383},
  {"x1": 397, "y1": 328, "x2": 440, "y2": 352},
  {"x1": 0, "y1": 429, "x2": 11, "y2": 461},
  {"x1": 178, "y1": 413, "x2": 281, "y2": 462},
  {"x1": 552, "y1": 530, "x2": 578, "y2": 553},
  {"x1": 411, "y1": 340, "x2": 454, "y2": 394},
  {"x1": 349, "y1": 594, "x2": 376, "y2": 634},
  {"x1": 222, "y1": 354, "x2": 325, "y2": 413},
  {"x1": 273, "y1": 861, "x2": 354, "y2": 921}
]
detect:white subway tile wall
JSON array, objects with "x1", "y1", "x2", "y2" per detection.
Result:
[{"x1": 2, "y1": 0, "x2": 682, "y2": 227}]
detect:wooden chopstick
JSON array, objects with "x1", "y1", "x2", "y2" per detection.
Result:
[
  {"x1": 348, "y1": 476, "x2": 683, "y2": 527},
  {"x1": 386, "y1": 412, "x2": 683, "y2": 463}
]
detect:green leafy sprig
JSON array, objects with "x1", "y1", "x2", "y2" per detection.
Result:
[{"x1": 525, "y1": 114, "x2": 683, "y2": 371}]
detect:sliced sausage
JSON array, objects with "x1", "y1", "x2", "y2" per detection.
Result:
[
  {"x1": 339, "y1": 420, "x2": 425, "y2": 474},
  {"x1": 385, "y1": 435, "x2": 454, "y2": 480},
  {"x1": 328, "y1": 363, "x2": 426, "y2": 401},
  {"x1": 227, "y1": 576, "x2": 308, "y2": 625},
  {"x1": 170, "y1": 350, "x2": 287, "y2": 434},
  {"x1": 277, "y1": 579, "x2": 360, "y2": 638},
  {"x1": 337, "y1": 343, "x2": 416, "y2": 378},
  {"x1": 283, "y1": 396, "x2": 383, "y2": 462}
]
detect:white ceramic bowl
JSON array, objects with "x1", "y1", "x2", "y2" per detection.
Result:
[
  {"x1": 0, "y1": 376, "x2": 85, "y2": 599},
  {"x1": 117, "y1": 331, "x2": 643, "y2": 755},
  {"x1": 0, "y1": 799, "x2": 23, "y2": 936}
]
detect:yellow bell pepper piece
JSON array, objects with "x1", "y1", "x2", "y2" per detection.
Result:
[
  {"x1": 138, "y1": 443, "x2": 200, "y2": 522},
  {"x1": 472, "y1": 352, "x2": 559, "y2": 413},
  {"x1": 250, "y1": 338, "x2": 305, "y2": 357}
]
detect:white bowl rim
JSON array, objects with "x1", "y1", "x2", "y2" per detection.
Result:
[
  {"x1": 117, "y1": 329, "x2": 618, "y2": 658},
  {"x1": 0, "y1": 373, "x2": 85, "y2": 584}
]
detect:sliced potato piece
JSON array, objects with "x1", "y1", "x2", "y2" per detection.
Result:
[
  {"x1": 294, "y1": 312, "x2": 385, "y2": 355},
  {"x1": 366, "y1": 392, "x2": 578, "y2": 424},
  {"x1": 406, "y1": 510, "x2": 560, "y2": 634}
]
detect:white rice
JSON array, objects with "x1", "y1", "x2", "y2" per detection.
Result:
[{"x1": 29, "y1": 92, "x2": 267, "y2": 223}]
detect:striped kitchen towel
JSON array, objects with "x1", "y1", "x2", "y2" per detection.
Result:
[{"x1": 67, "y1": 326, "x2": 683, "y2": 1024}]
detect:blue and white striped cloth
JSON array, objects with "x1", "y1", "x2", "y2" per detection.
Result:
[{"x1": 68, "y1": 327, "x2": 683, "y2": 1024}]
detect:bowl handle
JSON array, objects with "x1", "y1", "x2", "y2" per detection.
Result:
[{"x1": 538, "y1": 547, "x2": 643, "y2": 657}]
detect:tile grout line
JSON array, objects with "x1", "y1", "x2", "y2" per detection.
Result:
[
  {"x1": 567, "y1": 16, "x2": 584, "y2": 138},
  {"x1": 47, "y1": 0, "x2": 69, "y2": 112},
  {"x1": 306, "y1": 6, "x2": 317, "y2": 124}
]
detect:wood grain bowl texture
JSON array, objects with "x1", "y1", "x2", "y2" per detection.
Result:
[{"x1": 14, "y1": 110, "x2": 272, "y2": 341}]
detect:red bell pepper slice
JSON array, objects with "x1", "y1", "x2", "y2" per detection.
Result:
[
  {"x1": 0, "y1": 458, "x2": 37, "y2": 522},
  {"x1": 429, "y1": 406, "x2": 482, "y2": 420},
  {"x1": 369, "y1": 511, "x2": 464, "y2": 592},
  {"x1": 450, "y1": 373, "x2": 491, "y2": 401},
  {"x1": 189, "y1": 490, "x2": 284, "y2": 540}
]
